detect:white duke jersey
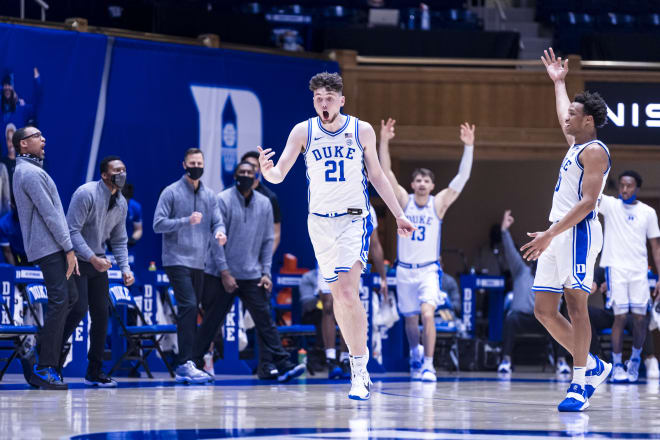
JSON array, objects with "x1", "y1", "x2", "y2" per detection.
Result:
[
  {"x1": 549, "y1": 140, "x2": 611, "y2": 222},
  {"x1": 398, "y1": 195, "x2": 442, "y2": 265},
  {"x1": 303, "y1": 115, "x2": 369, "y2": 216},
  {"x1": 599, "y1": 195, "x2": 660, "y2": 272}
]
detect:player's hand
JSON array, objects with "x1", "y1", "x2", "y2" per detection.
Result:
[
  {"x1": 541, "y1": 47, "x2": 569, "y2": 83},
  {"x1": 221, "y1": 270, "x2": 239, "y2": 293},
  {"x1": 258, "y1": 275, "x2": 273, "y2": 293},
  {"x1": 189, "y1": 211, "x2": 202, "y2": 225},
  {"x1": 380, "y1": 118, "x2": 396, "y2": 143},
  {"x1": 66, "y1": 250, "x2": 80, "y2": 279},
  {"x1": 379, "y1": 278, "x2": 389, "y2": 301},
  {"x1": 257, "y1": 146, "x2": 275, "y2": 174},
  {"x1": 123, "y1": 271, "x2": 135, "y2": 287},
  {"x1": 459, "y1": 122, "x2": 475, "y2": 146},
  {"x1": 395, "y1": 215, "x2": 416, "y2": 238},
  {"x1": 215, "y1": 231, "x2": 227, "y2": 246},
  {"x1": 520, "y1": 229, "x2": 554, "y2": 261},
  {"x1": 501, "y1": 209, "x2": 514, "y2": 231},
  {"x1": 90, "y1": 255, "x2": 112, "y2": 272}
]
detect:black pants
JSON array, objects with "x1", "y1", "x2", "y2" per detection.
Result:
[
  {"x1": 193, "y1": 274, "x2": 289, "y2": 368},
  {"x1": 502, "y1": 311, "x2": 569, "y2": 360},
  {"x1": 588, "y1": 306, "x2": 614, "y2": 356},
  {"x1": 35, "y1": 251, "x2": 79, "y2": 368},
  {"x1": 61, "y1": 260, "x2": 110, "y2": 372},
  {"x1": 164, "y1": 265, "x2": 204, "y2": 365}
]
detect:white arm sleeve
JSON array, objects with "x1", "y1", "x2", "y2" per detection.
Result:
[{"x1": 448, "y1": 145, "x2": 474, "y2": 193}]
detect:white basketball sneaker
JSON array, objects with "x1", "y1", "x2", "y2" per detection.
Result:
[
  {"x1": 348, "y1": 367, "x2": 372, "y2": 401},
  {"x1": 610, "y1": 363, "x2": 628, "y2": 384},
  {"x1": 410, "y1": 359, "x2": 422, "y2": 381},
  {"x1": 645, "y1": 357, "x2": 660, "y2": 379}
]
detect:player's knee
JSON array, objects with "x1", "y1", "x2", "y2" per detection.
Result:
[
  {"x1": 534, "y1": 304, "x2": 555, "y2": 324},
  {"x1": 421, "y1": 308, "x2": 434, "y2": 323},
  {"x1": 332, "y1": 286, "x2": 357, "y2": 306}
]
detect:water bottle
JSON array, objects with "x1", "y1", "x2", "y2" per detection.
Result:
[
  {"x1": 148, "y1": 261, "x2": 157, "y2": 272},
  {"x1": 297, "y1": 348, "x2": 308, "y2": 374},
  {"x1": 221, "y1": 94, "x2": 238, "y2": 189}
]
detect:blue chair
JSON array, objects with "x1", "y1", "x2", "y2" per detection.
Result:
[
  {"x1": 107, "y1": 284, "x2": 177, "y2": 378},
  {"x1": 0, "y1": 293, "x2": 38, "y2": 380},
  {"x1": 24, "y1": 283, "x2": 49, "y2": 329}
]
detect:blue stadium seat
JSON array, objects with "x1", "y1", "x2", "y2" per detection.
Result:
[
  {"x1": 24, "y1": 283, "x2": 49, "y2": 329},
  {"x1": 0, "y1": 292, "x2": 38, "y2": 381},
  {"x1": 107, "y1": 284, "x2": 176, "y2": 379}
]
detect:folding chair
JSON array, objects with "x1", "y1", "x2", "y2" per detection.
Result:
[
  {"x1": 107, "y1": 284, "x2": 177, "y2": 378},
  {"x1": 24, "y1": 283, "x2": 49, "y2": 328},
  {"x1": 0, "y1": 292, "x2": 38, "y2": 380}
]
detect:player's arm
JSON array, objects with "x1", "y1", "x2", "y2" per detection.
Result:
[
  {"x1": 377, "y1": 118, "x2": 408, "y2": 208},
  {"x1": 521, "y1": 144, "x2": 609, "y2": 260},
  {"x1": 258, "y1": 121, "x2": 308, "y2": 184},
  {"x1": 647, "y1": 209, "x2": 660, "y2": 297},
  {"x1": 361, "y1": 121, "x2": 415, "y2": 237},
  {"x1": 434, "y1": 122, "x2": 475, "y2": 219},
  {"x1": 541, "y1": 48, "x2": 574, "y2": 146}
]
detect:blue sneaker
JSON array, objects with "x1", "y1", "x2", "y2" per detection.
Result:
[
  {"x1": 585, "y1": 354, "x2": 612, "y2": 398},
  {"x1": 558, "y1": 383, "x2": 589, "y2": 412},
  {"x1": 328, "y1": 360, "x2": 343, "y2": 380},
  {"x1": 29, "y1": 365, "x2": 68, "y2": 390}
]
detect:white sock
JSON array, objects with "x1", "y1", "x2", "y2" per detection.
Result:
[
  {"x1": 632, "y1": 346, "x2": 643, "y2": 361},
  {"x1": 423, "y1": 356, "x2": 434, "y2": 368},
  {"x1": 340, "y1": 352, "x2": 349, "y2": 362},
  {"x1": 613, "y1": 352, "x2": 622, "y2": 365},
  {"x1": 325, "y1": 348, "x2": 336, "y2": 360},
  {"x1": 586, "y1": 353, "x2": 596, "y2": 370},
  {"x1": 350, "y1": 349, "x2": 369, "y2": 369},
  {"x1": 572, "y1": 366, "x2": 586, "y2": 388}
]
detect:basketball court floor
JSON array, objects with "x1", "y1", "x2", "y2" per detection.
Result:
[{"x1": 1, "y1": 372, "x2": 659, "y2": 439}]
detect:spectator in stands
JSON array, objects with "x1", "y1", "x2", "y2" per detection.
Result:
[
  {"x1": 242, "y1": 151, "x2": 282, "y2": 251},
  {"x1": 3, "y1": 123, "x2": 16, "y2": 187},
  {"x1": 299, "y1": 267, "x2": 325, "y2": 371},
  {"x1": 153, "y1": 148, "x2": 226, "y2": 384},
  {"x1": 0, "y1": 198, "x2": 26, "y2": 265},
  {"x1": 439, "y1": 256, "x2": 460, "y2": 317},
  {"x1": 122, "y1": 183, "x2": 143, "y2": 247},
  {"x1": 474, "y1": 223, "x2": 508, "y2": 276},
  {"x1": 12, "y1": 126, "x2": 78, "y2": 390},
  {"x1": 497, "y1": 210, "x2": 571, "y2": 375},
  {"x1": 192, "y1": 161, "x2": 305, "y2": 382},
  {"x1": 2, "y1": 69, "x2": 42, "y2": 156},
  {"x1": 62, "y1": 156, "x2": 135, "y2": 387},
  {"x1": 599, "y1": 170, "x2": 660, "y2": 383}
]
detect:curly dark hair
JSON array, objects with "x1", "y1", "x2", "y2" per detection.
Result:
[
  {"x1": 619, "y1": 170, "x2": 643, "y2": 188},
  {"x1": 309, "y1": 72, "x2": 343, "y2": 94},
  {"x1": 574, "y1": 91, "x2": 608, "y2": 128}
]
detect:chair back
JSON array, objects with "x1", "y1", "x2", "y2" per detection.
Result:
[
  {"x1": 108, "y1": 283, "x2": 135, "y2": 308},
  {"x1": 26, "y1": 284, "x2": 48, "y2": 306},
  {"x1": 167, "y1": 287, "x2": 177, "y2": 307}
]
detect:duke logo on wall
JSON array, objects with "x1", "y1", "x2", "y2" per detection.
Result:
[{"x1": 191, "y1": 86, "x2": 263, "y2": 193}]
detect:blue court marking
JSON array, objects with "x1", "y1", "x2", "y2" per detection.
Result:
[
  {"x1": 0, "y1": 374, "x2": 638, "y2": 391},
  {"x1": 69, "y1": 427, "x2": 660, "y2": 439}
]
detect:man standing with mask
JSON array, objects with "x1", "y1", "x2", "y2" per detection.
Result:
[
  {"x1": 63, "y1": 155, "x2": 135, "y2": 386},
  {"x1": 154, "y1": 148, "x2": 227, "y2": 384},
  {"x1": 192, "y1": 161, "x2": 305, "y2": 381},
  {"x1": 11, "y1": 126, "x2": 78, "y2": 389}
]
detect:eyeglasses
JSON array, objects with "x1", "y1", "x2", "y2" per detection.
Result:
[{"x1": 20, "y1": 132, "x2": 41, "y2": 141}]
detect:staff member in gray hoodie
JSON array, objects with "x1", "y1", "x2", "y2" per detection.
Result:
[
  {"x1": 192, "y1": 161, "x2": 305, "y2": 382},
  {"x1": 11, "y1": 126, "x2": 79, "y2": 390},
  {"x1": 63, "y1": 155, "x2": 135, "y2": 387},
  {"x1": 153, "y1": 148, "x2": 226, "y2": 384}
]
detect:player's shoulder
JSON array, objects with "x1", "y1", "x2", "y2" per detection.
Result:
[{"x1": 356, "y1": 119, "x2": 376, "y2": 143}]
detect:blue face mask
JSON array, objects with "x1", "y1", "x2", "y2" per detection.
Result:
[{"x1": 619, "y1": 193, "x2": 637, "y2": 205}]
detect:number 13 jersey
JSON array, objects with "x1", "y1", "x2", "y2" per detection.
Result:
[
  {"x1": 303, "y1": 115, "x2": 369, "y2": 216},
  {"x1": 398, "y1": 195, "x2": 442, "y2": 265}
]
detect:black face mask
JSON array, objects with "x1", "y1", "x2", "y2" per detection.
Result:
[
  {"x1": 236, "y1": 175, "x2": 254, "y2": 193},
  {"x1": 111, "y1": 172, "x2": 127, "y2": 189},
  {"x1": 186, "y1": 167, "x2": 204, "y2": 180}
]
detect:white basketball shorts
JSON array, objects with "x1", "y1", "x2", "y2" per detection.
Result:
[
  {"x1": 605, "y1": 267, "x2": 650, "y2": 315},
  {"x1": 396, "y1": 264, "x2": 442, "y2": 316}
]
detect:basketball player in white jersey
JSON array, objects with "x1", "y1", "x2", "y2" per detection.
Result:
[
  {"x1": 524, "y1": 48, "x2": 612, "y2": 412},
  {"x1": 599, "y1": 170, "x2": 660, "y2": 383},
  {"x1": 257, "y1": 72, "x2": 415, "y2": 400},
  {"x1": 378, "y1": 117, "x2": 475, "y2": 382}
]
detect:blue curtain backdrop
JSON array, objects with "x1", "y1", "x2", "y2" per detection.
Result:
[{"x1": 0, "y1": 23, "x2": 338, "y2": 272}]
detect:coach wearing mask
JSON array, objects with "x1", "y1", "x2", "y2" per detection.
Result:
[
  {"x1": 12, "y1": 126, "x2": 78, "y2": 390},
  {"x1": 63, "y1": 155, "x2": 135, "y2": 387},
  {"x1": 154, "y1": 148, "x2": 226, "y2": 384},
  {"x1": 193, "y1": 161, "x2": 305, "y2": 382}
]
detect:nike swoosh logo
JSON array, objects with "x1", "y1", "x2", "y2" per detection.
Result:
[
  {"x1": 314, "y1": 136, "x2": 323, "y2": 140},
  {"x1": 351, "y1": 219, "x2": 360, "y2": 223}
]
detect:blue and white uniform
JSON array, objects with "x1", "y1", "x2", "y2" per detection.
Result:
[
  {"x1": 532, "y1": 140, "x2": 610, "y2": 294},
  {"x1": 304, "y1": 115, "x2": 373, "y2": 283},
  {"x1": 396, "y1": 195, "x2": 443, "y2": 315}
]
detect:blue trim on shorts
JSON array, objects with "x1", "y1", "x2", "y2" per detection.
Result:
[
  {"x1": 571, "y1": 218, "x2": 590, "y2": 290},
  {"x1": 324, "y1": 275, "x2": 338, "y2": 283},
  {"x1": 532, "y1": 286, "x2": 564, "y2": 293}
]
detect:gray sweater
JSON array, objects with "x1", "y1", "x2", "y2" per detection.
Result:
[
  {"x1": 13, "y1": 156, "x2": 73, "y2": 262},
  {"x1": 67, "y1": 180, "x2": 130, "y2": 273},
  {"x1": 153, "y1": 176, "x2": 225, "y2": 270},
  {"x1": 205, "y1": 187, "x2": 273, "y2": 280},
  {"x1": 501, "y1": 229, "x2": 536, "y2": 315}
]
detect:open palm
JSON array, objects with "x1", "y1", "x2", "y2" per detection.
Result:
[{"x1": 541, "y1": 47, "x2": 568, "y2": 82}]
